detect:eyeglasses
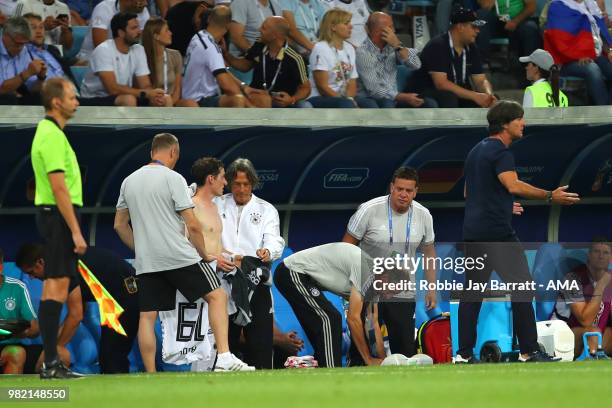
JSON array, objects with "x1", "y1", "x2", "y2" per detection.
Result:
[{"x1": 6, "y1": 33, "x2": 29, "y2": 46}]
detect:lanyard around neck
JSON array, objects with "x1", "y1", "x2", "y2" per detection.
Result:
[
  {"x1": 262, "y1": 44, "x2": 286, "y2": 91},
  {"x1": 448, "y1": 33, "x2": 466, "y2": 85},
  {"x1": 387, "y1": 195, "x2": 413, "y2": 254}
]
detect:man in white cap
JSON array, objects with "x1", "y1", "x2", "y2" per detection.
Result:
[{"x1": 520, "y1": 48, "x2": 568, "y2": 108}]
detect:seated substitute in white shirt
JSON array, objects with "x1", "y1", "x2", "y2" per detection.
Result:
[
  {"x1": 77, "y1": 0, "x2": 150, "y2": 61},
  {"x1": 79, "y1": 12, "x2": 167, "y2": 106},
  {"x1": 179, "y1": 4, "x2": 248, "y2": 107}
]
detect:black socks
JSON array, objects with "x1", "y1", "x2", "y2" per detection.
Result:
[{"x1": 38, "y1": 299, "x2": 63, "y2": 364}]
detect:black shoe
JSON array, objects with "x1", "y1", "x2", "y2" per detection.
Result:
[
  {"x1": 591, "y1": 349, "x2": 611, "y2": 360},
  {"x1": 40, "y1": 360, "x2": 85, "y2": 379},
  {"x1": 519, "y1": 350, "x2": 561, "y2": 363}
]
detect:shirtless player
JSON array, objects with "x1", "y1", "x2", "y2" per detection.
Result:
[{"x1": 190, "y1": 157, "x2": 235, "y2": 272}]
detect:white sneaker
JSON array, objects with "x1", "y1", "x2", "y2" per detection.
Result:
[
  {"x1": 452, "y1": 354, "x2": 474, "y2": 364},
  {"x1": 214, "y1": 353, "x2": 255, "y2": 372}
]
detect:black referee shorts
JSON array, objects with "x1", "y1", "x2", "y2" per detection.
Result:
[
  {"x1": 138, "y1": 261, "x2": 221, "y2": 312},
  {"x1": 36, "y1": 206, "x2": 79, "y2": 280}
]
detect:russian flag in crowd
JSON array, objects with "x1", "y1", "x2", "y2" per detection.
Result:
[{"x1": 544, "y1": 0, "x2": 612, "y2": 64}]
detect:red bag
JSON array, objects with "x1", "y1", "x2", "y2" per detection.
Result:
[{"x1": 416, "y1": 315, "x2": 452, "y2": 364}]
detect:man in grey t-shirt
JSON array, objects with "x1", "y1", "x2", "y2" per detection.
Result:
[
  {"x1": 229, "y1": 0, "x2": 281, "y2": 56},
  {"x1": 114, "y1": 133, "x2": 253, "y2": 373},
  {"x1": 343, "y1": 166, "x2": 437, "y2": 360},
  {"x1": 274, "y1": 242, "x2": 383, "y2": 367}
]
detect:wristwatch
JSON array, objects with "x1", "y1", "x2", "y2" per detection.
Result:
[
  {"x1": 139, "y1": 91, "x2": 147, "y2": 100},
  {"x1": 546, "y1": 191, "x2": 553, "y2": 204},
  {"x1": 394, "y1": 43, "x2": 405, "y2": 52}
]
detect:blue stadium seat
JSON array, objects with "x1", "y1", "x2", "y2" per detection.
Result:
[
  {"x1": 70, "y1": 66, "x2": 89, "y2": 91},
  {"x1": 228, "y1": 67, "x2": 253, "y2": 85},
  {"x1": 388, "y1": 0, "x2": 434, "y2": 15},
  {"x1": 64, "y1": 26, "x2": 89, "y2": 60},
  {"x1": 396, "y1": 64, "x2": 413, "y2": 94}
]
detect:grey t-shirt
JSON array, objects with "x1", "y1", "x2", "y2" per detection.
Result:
[
  {"x1": 116, "y1": 164, "x2": 201, "y2": 274},
  {"x1": 284, "y1": 242, "x2": 365, "y2": 298},
  {"x1": 347, "y1": 195, "x2": 435, "y2": 259},
  {"x1": 347, "y1": 195, "x2": 435, "y2": 298},
  {"x1": 230, "y1": 0, "x2": 281, "y2": 56}
]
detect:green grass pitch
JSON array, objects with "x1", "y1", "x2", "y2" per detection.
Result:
[{"x1": 2, "y1": 362, "x2": 610, "y2": 407}]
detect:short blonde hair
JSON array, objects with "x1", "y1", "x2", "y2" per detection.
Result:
[{"x1": 318, "y1": 8, "x2": 352, "y2": 43}]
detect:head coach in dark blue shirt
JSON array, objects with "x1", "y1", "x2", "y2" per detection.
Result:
[{"x1": 456, "y1": 100, "x2": 580, "y2": 363}]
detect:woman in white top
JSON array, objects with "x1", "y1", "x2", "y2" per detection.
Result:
[
  {"x1": 307, "y1": 8, "x2": 376, "y2": 108},
  {"x1": 142, "y1": 17, "x2": 184, "y2": 106}
]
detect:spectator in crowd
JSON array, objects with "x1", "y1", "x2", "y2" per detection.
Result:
[
  {"x1": 520, "y1": 48, "x2": 568, "y2": 107},
  {"x1": 64, "y1": 0, "x2": 92, "y2": 25},
  {"x1": 229, "y1": 0, "x2": 282, "y2": 56},
  {"x1": 0, "y1": 17, "x2": 48, "y2": 105},
  {"x1": 475, "y1": 0, "x2": 541, "y2": 63},
  {"x1": 24, "y1": 13, "x2": 72, "y2": 84},
  {"x1": 225, "y1": 16, "x2": 311, "y2": 107},
  {"x1": 0, "y1": 248, "x2": 40, "y2": 374},
  {"x1": 412, "y1": 7, "x2": 497, "y2": 108},
  {"x1": 321, "y1": 0, "x2": 370, "y2": 46},
  {"x1": 1, "y1": 0, "x2": 19, "y2": 23},
  {"x1": 14, "y1": 0, "x2": 73, "y2": 51},
  {"x1": 280, "y1": 0, "x2": 327, "y2": 56},
  {"x1": 16, "y1": 243, "x2": 140, "y2": 373},
  {"x1": 180, "y1": 5, "x2": 248, "y2": 107},
  {"x1": 78, "y1": 0, "x2": 150, "y2": 61},
  {"x1": 142, "y1": 18, "x2": 183, "y2": 106},
  {"x1": 166, "y1": 0, "x2": 213, "y2": 56},
  {"x1": 356, "y1": 12, "x2": 436, "y2": 108},
  {"x1": 79, "y1": 13, "x2": 166, "y2": 106},
  {"x1": 553, "y1": 238, "x2": 612, "y2": 359},
  {"x1": 544, "y1": 0, "x2": 612, "y2": 106},
  {"x1": 215, "y1": 158, "x2": 285, "y2": 369},
  {"x1": 307, "y1": 8, "x2": 376, "y2": 108},
  {"x1": 434, "y1": 0, "x2": 454, "y2": 35}
]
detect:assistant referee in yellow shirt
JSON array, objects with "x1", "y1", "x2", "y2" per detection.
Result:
[{"x1": 30, "y1": 77, "x2": 86, "y2": 379}]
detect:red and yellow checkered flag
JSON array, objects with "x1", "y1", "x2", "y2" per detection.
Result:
[{"x1": 78, "y1": 260, "x2": 127, "y2": 336}]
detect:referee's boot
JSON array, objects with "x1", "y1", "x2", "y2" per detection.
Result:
[{"x1": 40, "y1": 359, "x2": 86, "y2": 379}]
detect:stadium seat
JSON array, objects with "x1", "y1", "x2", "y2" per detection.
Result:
[
  {"x1": 228, "y1": 67, "x2": 253, "y2": 85},
  {"x1": 63, "y1": 26, "x2": 89, "y2": 60},
  {"x1": 388, "y1": 0, "x2": 434, "y2": 15},
  {"x1": 396, "y1": 65, "x2": 413, "y2": 94},
  {"x1": 70, "y1": 66, "x2": 89, "y2": 91}
]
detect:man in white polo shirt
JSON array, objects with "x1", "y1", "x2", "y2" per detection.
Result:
[
  {"x1": 343, "y1": 166, "x2": 438, "y2": 362},
  {"x1": 79, "y1": 12, "x2": 165, "y2": 106},
  {"x1": 181, "y1": 5, "x2": 246, "y2": 107},
  {"x1": 77, "y1": 0, "x2": 150, "y2": 61},
  {"x1": 14, "y1": 0, "x2": 73, "y2": 51}
]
